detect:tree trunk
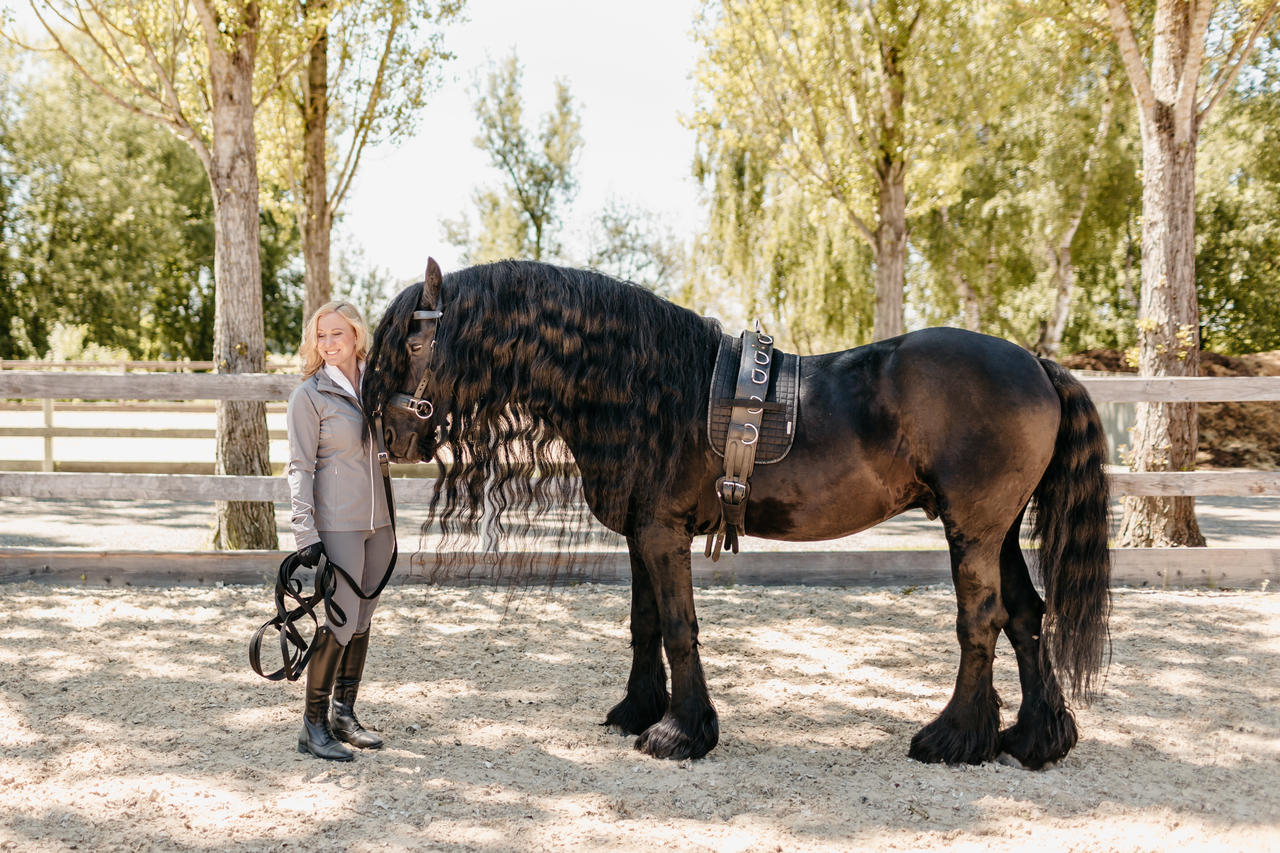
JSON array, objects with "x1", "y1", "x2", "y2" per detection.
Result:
[
  {"x1": 301, "y1": 1, "x2": 331, "y2": 322},
  {"x1": 953, "y1": 271, "x2": 981, "y2": 332},
  {"x1": 872, "y1": 155, "x2": 906, "y2": 341},
  {"x1": 1039, "y1": 86, "x2": 1113, "y2": 359},
  {"x1": 1118, "y1": 106, "x2": 1205, "y2": 547},
  {"x1": 1039, "y1": 247, "x2": 1075, "y2": 358},
  {"x1": 208, "y1": 35, "x2": 278, "y2": 551}
]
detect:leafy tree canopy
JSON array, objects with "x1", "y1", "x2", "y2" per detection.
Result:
[{"x1": 0, "y1": 49, "x2": 302, "y2": 360}]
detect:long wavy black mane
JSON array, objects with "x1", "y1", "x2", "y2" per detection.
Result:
[{"x1": 365, "y1": 260, "x2": 722, "y2": 581}]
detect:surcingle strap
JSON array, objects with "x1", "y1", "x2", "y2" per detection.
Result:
[
  {"x1": 705, "y1": 327, "x2": 798, "y2": 561},
  {"x1": 707, "y1": 332, "x2": 799, "y2": 464}
]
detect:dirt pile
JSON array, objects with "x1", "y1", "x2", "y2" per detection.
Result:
[{"x1": 1060, "y1": 348, "x2": 1280, "y2": 470}]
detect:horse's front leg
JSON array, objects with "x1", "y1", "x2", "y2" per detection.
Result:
[
  {"x1": 603, "y1": 536, "x2": 669, "y2": 735},
  {"x1": 630, "y1": 524, "x2": 719, "y2": 760}
]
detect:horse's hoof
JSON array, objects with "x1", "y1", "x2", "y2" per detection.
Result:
[
  {"x1": 995, "y1": 752, "x2": 1028, "y2": 769},
  {"x1": 603, "y1": 693, "x2": 667, "y2": 737},
  {"x1": 998, "y1": 707, "x2": 1077, "y2": 770},
  {"x1": 634, "y1": 712, "x2": 718, "y2": 760},
  {"x1": 909, "y1": 713, "x2": 1000, "y2": 765}
]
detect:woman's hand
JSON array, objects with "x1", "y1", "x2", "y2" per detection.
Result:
[{"x1": 297, "y1": 542, "x2": 326, "y2": 567}]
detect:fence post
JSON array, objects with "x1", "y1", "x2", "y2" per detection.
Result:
[{"x1": 42, "y1": 398, "x2": 54, "y2": 472}]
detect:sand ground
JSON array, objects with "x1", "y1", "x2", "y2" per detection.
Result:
[{"x1": 0, "y1": 582, "x2": 1276, "y2": 852}]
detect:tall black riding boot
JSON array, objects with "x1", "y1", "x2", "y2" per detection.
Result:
[
  {"x1": 297, "y1": 627, "x2": 354, "y2": 761},
  {"x1": 330, "y1": 630, "x2": 384, "y2": 749}
]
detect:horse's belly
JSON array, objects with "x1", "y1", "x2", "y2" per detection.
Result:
[{"x1": 742, "y1": 465, "x2": 919, "y2": 542}]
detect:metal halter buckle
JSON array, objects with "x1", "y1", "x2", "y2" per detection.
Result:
[{"x1": 410, "y1": 398, "x2": 434, "y2": 419}]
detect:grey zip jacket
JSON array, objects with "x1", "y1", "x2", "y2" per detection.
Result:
[{"x1": 286, "y1": 369, "x2": 391, "y2": 548}]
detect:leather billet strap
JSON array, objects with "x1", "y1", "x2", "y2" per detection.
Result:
[{"x1": 706, "y1": 328, "x2": 774, "y2": 561}]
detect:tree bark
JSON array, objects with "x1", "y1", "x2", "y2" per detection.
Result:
[
  {"x1": 1117, "y1": 110, "x2": 1204, "y2": 546},
  {"x1": 1106, "y1": 0, "x2": 1207, "y2": 547},
  {"x1": 954, "y1": 272, "x2": 981, "y2": 332},
  {"x1": 207, "y1": 21, "x2": 278, "y2": 550},
  {"x1": 1040, "y1": 247, "x2": 1076, "y2": 358},
  {"x1": 301, "y1": 0, "x2": 331, "y2": 322},
  {"x1": 868, "y1": 8, "x2": 911, "y2": 344},
  {"x1": 873, "y1": 154, "x2": 907, "y2": 340}
]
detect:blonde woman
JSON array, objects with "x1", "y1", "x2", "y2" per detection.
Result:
[{"x1": 287, "y1": 301, "x2": 394, "y2": 761}]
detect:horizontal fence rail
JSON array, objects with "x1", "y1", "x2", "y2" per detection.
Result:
[
  {"x1": 0, "y1": 426, "x2": 289, "y2": 440},
  {"x1": 3, "y1": 546, "x2": 1276, "y2": 589},
  {"x1": 1, "y1": 470, "x2": 1278, "y2": 500},
  {"x1": 0, "y1": 359, "x2": 298, "y2": 373},
  {"x1": 0, "y1": 373, "x2": 1275, "y2": 433},
  {"x1": 1, "y1": 369, "x2": 1278, "y2": 588},
  {"x1": 1083, "y1": 375, "x2": 1280, "y2": 402},
  {"x1": 0, "y1": 371, "x2": 297, "y2": 401},
  {"x1": 5, "y1": 370, "x2": 1280, "y2": 401}
]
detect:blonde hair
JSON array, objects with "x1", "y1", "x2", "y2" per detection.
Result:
[{"x1": 299, "y1": 301, "x2": 371, "y2": 377}]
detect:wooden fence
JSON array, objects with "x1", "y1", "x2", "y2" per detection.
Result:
[{"x1": 1, "y1": 370, "x2": 1278, "y2": 589}]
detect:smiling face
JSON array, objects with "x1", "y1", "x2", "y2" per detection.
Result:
[{"x1": 316, "y1": 311, "x2": 359, "y2": 376}]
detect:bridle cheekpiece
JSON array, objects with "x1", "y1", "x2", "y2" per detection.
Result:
[{"x1": 387, "y1": 308, "x2": 443, "y2": 420}]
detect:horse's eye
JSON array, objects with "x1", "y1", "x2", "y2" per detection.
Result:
[{"x1": 409, "y1": 343, "x2": 423, "y2": 354}]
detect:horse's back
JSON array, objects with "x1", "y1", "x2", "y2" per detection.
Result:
[{"x1": 744, "y1": 328, "x2": 1060, "y2": 540}]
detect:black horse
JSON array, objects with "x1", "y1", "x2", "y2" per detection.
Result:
[{"x1": 363, "y1": 258, "x2": 1111, "y2": 769}]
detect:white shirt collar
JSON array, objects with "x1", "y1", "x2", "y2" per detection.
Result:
[{"x1": 323, "y1": 360, "x2": 364, "y2": 400}]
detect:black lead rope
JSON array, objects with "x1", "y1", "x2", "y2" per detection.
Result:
[{"x1": 249, "y1": 447, "x2": 400, "y2": 682}]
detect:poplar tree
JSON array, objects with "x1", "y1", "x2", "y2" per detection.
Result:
[
  {"x1": 693, "y1": 0, "x2": 963, "y2": 344},
  {"x1": 443, "y1": 52, "x2": 583, "y2": 264}
]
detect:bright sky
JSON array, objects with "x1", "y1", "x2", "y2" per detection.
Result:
[{"x1": 339, "y1": 0, "x2": 706, "y2": 282}]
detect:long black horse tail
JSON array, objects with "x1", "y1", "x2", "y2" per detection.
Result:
[{"x1": 1031, "y1": 358, "x2": 1112, "y2": 704}]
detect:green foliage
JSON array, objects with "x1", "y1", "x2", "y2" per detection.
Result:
[
  {"x1": 906, "y1": 9, "x2": 1144, "y2": 352},
  {"x1": 262, "y1": 0, "x2": 466, "y2": 189},
  {"x1": 692, "y1": 0, "x2": 981, "y2": 350},
  {"x1": 40, "y1": 322, "x2": 129, "y2": 362},
  {"x1": 444, "y1": 52, "x2": 583, "y2": 263},
  {"x1": 260, "y1": 206, "x2": 305, "y2": 355},
  {"x1": 0, "y1": 49, "x2": 19, "y2": 358},
  {"x1": 1196, "y1": 32, "x2": 1280, "y2": 355},
  {"x1": 2, "y1": 56, "x2": 213, "y2": 359},
  {"x1": 0, "y1": 52, "x2": 302, "y2": 360}
]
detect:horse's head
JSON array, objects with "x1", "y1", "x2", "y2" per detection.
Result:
[{"x1": 364, "y1": 257, "x2": 446, "y2": 463}]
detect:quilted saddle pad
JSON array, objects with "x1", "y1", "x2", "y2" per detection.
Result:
[{"x1": 706, "y1": 332, "x2": 800, "y2": 464}]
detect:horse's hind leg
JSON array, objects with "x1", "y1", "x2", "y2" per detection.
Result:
[
  {"x1": 998, "y1": 514, "x2": 1078, "y2": 768},
  {"x1": 604, "y1": 537, "x2": 669, "y2": 735},
  {"x1": 909, "y1": 528, "x2": 1004, "y2": 765}
]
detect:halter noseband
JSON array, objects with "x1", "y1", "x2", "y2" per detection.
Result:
[{"x1": 388, "y1": 308, "x2": 443, "y2": 420}]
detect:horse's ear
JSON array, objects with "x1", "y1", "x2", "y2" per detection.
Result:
[{"x1": 422, "y1": 258, "x2": 442, "y2": 309}]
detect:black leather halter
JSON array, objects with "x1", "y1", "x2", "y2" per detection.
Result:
[{"x1": 386, "y1": 308, "x2": 444, "y2": 421}]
